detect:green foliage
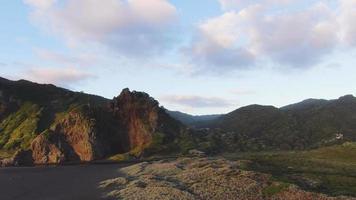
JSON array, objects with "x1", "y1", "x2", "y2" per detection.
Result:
[
  {"x1": 146, "y1": 132, "x2": 165, "y2": 151},
  {"x1": 0, "y1": 102, "x2": 92, "y2": 152},
  {"x1": 0, "y1": 77, "x2": 108, "y2": 153},
  {"x1": 176, "y1": 132, "x2": 196, "y2": 154},
  {"x1": 0, "y1": 150, "x2": 14, "y2": 159},
  {"x1": 143, "y1": 132, "x2": 181, "y2": 156},
  {"x1": 228, "y1": 143, "x2": 356, "y2": 197},
  {"x1": 262, "y1": 182, "x2": 290, "y2": 197},
  {"x1": 199, "y1": 96, "x2": 356, "y2": 152},
  {"x1": 108, "y1": 153, "x2": 132, "y2": 161},
  {"x1": 0, "y1": 102, "x2": 41, "y2": 150},
  {"x1": 129, "y1": 146, "x2": 145, "y2": 158}
]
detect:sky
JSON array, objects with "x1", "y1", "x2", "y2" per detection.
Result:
[{"x1": 0, "y1": 0, "x2": 356, "y2": 115}]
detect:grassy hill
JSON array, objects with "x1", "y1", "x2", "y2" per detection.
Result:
[
  {"x1": 0, "y1": 78, "x2": 108, "y2": 155},
  {"x1": 197, "y1": 95, "x2": 356, "y2": 151}
]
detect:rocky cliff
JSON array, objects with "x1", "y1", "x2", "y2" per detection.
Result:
[
  {"x1": 109, "y1": 89, "x2": 183, "y2": 152},
  {"x1": 0, "y1": 78, "x2": 183, "y2": 165}
]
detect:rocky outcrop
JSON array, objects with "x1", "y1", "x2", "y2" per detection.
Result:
[
  {"x1": 110, "y1": 89, "x2": 159, "y2": 151},
  {"x1": 0, "y1": 158, "x2": 13, "y2": 167},
  {"x1": 0, "y1": 149, "x2": 33, "y2": 167},
  {"x1": 12, "y1": 149, "x2": 33, "y2": 166},
  {"x1": 30, "y1": 106, "x2": 115, "y2": 164},
  {"x1": 31, "y1": 132, "x2": 75, "y2": 164},
  {"x1": 109, "y1": 88, "x2": 183, "y2": 153},
  {"x1": 23, "y1": 89, "x2": 183, "y2": 165},
  {"x1": 50, "y1": 108, "x2": 96, "y2": 161}
]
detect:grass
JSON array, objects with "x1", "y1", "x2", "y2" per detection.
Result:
[
  {"x1": 108, "y1": 153, "x2": 132, "y2": 162},
  {"x1": 0, "y1": 150, "x2": 14, "y2": 159},
  {"x1": 262, "y1": 182, "x2": 290, "y2": 197},
  {"x1": 0, "y1": 102, "x2": 42, "y2": 150},
  {"x1": 0, "y1": 101, "x2": 92, "y2": 152},
  {"x1": 225, "y1": 142, "x2": 356, "y2": 197}
]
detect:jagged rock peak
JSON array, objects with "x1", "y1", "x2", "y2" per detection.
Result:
[
  {"x1": 110, "y1": 88, "x2": 159, "y2": 111},
  {"x1": 118, "y1": 88, "x2": 157, "y2": 104}
]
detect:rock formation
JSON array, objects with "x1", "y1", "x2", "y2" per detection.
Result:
[
  {"x1": 0, "y1": 76, "x2": 185, "y2": 165},
  {"x1": 109, "y1": 88, "x2": 183, "y2": 153}
]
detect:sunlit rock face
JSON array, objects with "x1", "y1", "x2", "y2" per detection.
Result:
[{"x1": 109, "y1": 88, "x2": 183, "y2": 152}]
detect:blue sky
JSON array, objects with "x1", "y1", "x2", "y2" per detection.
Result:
[{"x1": 1, "y1": 0, "x2": 356, "y2": 115}]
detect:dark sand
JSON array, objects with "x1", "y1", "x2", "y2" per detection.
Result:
[{"x1": 0, "y1": 164, "x2": 126, "y2": 200}]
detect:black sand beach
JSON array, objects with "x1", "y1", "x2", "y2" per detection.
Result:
[{"x1": 0, "y1": 164, "x2": 126, "y2": 200}]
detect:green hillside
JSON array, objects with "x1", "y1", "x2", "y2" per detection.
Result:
[
  {"x1": 199, "y1": 95, "x2": 356, "y2": 151},
  {"x1": 0, "y1": 77, "x2": 108, "y2": 155}
]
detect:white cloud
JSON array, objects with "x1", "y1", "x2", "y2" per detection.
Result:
[
  {"x1": 185, "y1": 0, "x2": 355, "y2": 73},
  {"x1": 249, "y1": 2, "x2": 338, "y2": 67},
  {"x1": 183, "y1": 10, "x2": 257, "y2": 73},
  {"x1": 199, "y1": 12, "x2": 242, "y2": 48},
  {"x1": 24, "y1": 67, "x2": 95, "y2": 86},
  {"x1": 24, "y1": 0, "x2": 178, "y2": 57},
  {"x1": 338, "y1": 0, "x2": 356, "y2": 46},
  {"x1": 161, "y1": 95, "x2": 232, "y2": 108}
]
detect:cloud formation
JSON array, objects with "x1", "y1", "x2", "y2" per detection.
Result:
[
  {"x1": 162, "y1": 95, "x2": 232, "y2": 108},
  {"x1": 24, "y1": 67, "x2": 95, "y2": 86},
  {"x1": 338, "y1": 0, "x2": 356, "y2": 46},
  {"x1": 24, "y1": 0, "x2": 178, "y2": 57},
  {"x1": 185, "y1": 0, "x2": 356, "y2": 73}
]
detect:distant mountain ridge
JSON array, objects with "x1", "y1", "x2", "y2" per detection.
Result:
[
  {"x1": 198, "y1": 94, "x2": 356, "y2": 151},
  {"x1": 166, "y1": 110, "x2": 221, "y2": 126},
  {"x1": 280, "y1": 98, "x2": 329, "y2": 111}
]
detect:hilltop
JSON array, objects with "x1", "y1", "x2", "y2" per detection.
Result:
[{"x1": 173, "y1": 95, "x2": 356, "y2": 152}]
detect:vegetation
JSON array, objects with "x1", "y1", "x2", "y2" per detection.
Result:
[
  {"x1": 226, "y1": 142, "x2": 356, "y2": 197},
  {"x1": 262, "y1": 182, "x2": 290, "y2": 198},
  {"x1": 108, "y1": 153, "x2": 132, "y2": 162},
  {"x1": 180, "y1": 95, "x2": 356, "y2": 152},
  {"x1": 0, "y1": 78, "x2": 109, "y2": 158},
  {"x1": 0, "y1": 150, "x2": 14, "y2": 159},
  {"x1": 0, "y1": 102, "x2": 41, "y2": 150}
]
